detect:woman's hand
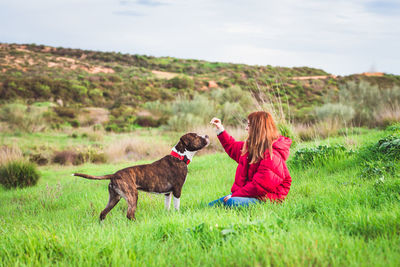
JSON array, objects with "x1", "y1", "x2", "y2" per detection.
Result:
[
  {"x1": 223, "y1": 195, "x2": 232, "y2": 202},
  {"x1": 210, "y1": 117, "x2": 224, "y2": 131}
]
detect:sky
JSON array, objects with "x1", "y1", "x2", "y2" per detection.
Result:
[{"x1": 0, "y1": 0, "x2": 399, "y2": 75}]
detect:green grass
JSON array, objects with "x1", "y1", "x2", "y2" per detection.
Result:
[{"x1": 1, "y1": 131, "x2": 400, "y2": 266}]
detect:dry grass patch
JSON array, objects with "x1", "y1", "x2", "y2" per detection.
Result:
[
  {"x1": 294, "y1": 123, "x2": 318, "y2": 141},
  {"x1": 0, "y1": 145, "x2": 23, "y2": 165},
  {"x1": 77, "y1": 107, "x2": 109, "y2": 126},
  {"x1": 374, "y1": 107, "x2": 400, "y2": 128},
  {"x1": 104, "y1": 137, "x2": 171, "y2": 162}
]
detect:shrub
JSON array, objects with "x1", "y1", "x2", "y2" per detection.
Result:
[
  {"x1": 53, "y1": 107, "x2": 76, "y2": 118},
  {"x1": 278, "y1": 122, "x2": 297, "y2": 147},
  {"x1": 314, "y1": 103, "x2": 355, "y2": 123},
  {"x1": 87, "y1": 132, "x2": 104, "y2": 142},
  {"x1": 374, "y1": 107, "x2": 400, "y2": 128},
  {"x1": 219, "y1": 86, "x2": 253, "y2": 108},
  {"x1": 52, "y1": 150, "x2": 78, "y2": 165},
  {"x1": 374, "y1": 135, "x2": 400, "y2": 160},
  {"x1": 29, "y1": 153, "x2": 49, "y2": 166},
  {"x1": 0, "y1": 161, "x2": 40, "y2": 189},
  {"x1": 88, "y1": 88, "x2": 103, "y2": 98},
  {"x1": 358, "y1": 161, "x2": 396, "y2": 180},
  {"x1": 167, "y1": 75, "x2": 194, "y2": 90},
  {"x1": 218, "y1": 102, "x2": 245, "y2": 126},
  {"x1": 167, "y1": 114, "x2": 204, "y2": 131},
  {"x1": 336, "y1": 81, "x2": 400, "y2": 126},
  {"x1": 71, "y1": 84, "x2": 88, "y2": 96},
  {"x1": 171, "y1": 95, "x2": 216, "y2": 120},
  {"x1": 90, "y1": 152, "x2": 107, "y2": 164},
  {"x1": 291, "y1": 144, "x2": 352, "y2": 168},
  {"x1": 165, "y1": 94, "x2": 217, "y2": 131},
  {"x1": 386, "y1": 123, "x2": 400, "y2": 133},
  {"x1": 70, "y1": 120, "x2": 80, "y2": 128},
  {"x1": 143, "y1": 100, "x2": 172, "y2": 117},
  {"x1": 0, "y1": 103, "x2": 46, "y2": 132},
  {"x1": 135, "y1": 115, "x2": 162, "y2": 127},
  {"x1": 93, "y1": 124, "x2": 103, "y2": 131},
  {"x1": 293, "y1": 124, "x2": 317, "y2": 141},
  {"x1": 105, "y1": 123, "x2": 121, "y2": 132}
]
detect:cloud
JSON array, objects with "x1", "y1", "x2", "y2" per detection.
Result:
[
  {"x1": 221, "y1": 23, "x2": 264, "y2": 35},
  {"x1": 137, "y1": 0, "x2": 167, "y2": 6},
  {"x1": 119, "y1": 0, "x2": 167, "y2": 7},
  {"x1": 113, "y1": 10, "x2": 143, "y2": 17},
  {"x1": 364, "y1": 0, "x2": 400, "y2": 16}
]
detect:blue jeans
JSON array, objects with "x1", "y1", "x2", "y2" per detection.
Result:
[{"x1": 208, "y1": 195, "x2": 261, "y2": 207}]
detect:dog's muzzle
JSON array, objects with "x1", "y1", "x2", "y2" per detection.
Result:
[{"x1": 202, "y1": 135, "x2": 210, "y2": 147}]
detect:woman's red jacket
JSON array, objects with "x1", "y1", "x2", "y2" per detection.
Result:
[{"x1": 218, "y1": 130, "x2": 292, "y2": 201}]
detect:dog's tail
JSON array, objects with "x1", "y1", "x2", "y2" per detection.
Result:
[{"x1": 73, "y1": 173, "x2": 114, "y2": 180}]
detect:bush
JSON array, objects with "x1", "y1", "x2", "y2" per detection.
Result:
[
  {"x1": 167, "y1": 75, "x2": 194, "y2": 90},
  {"x1": 135, "y1": 115, "x2": 162, "y2": 127},
  {"x1": 291, "y1": 144, "x2": 352, "y2": 168},
  {"x1": 165, "y1": 95, "x2": 217, "y2": 131},
  {"x1": 0, "y1": 161, "x2": 40, "y2": 189},
  {"x1": 374, "y1": 135, "x2": 400, "y2": 160},
  {"x1": 314, "y1": 103, "x2": 355, "y2": 123},
  {"x1": 294, "y1": 124, "x2": 317, "y2": 141},
  {"x1": 70, "y1": 120, "x2": 80, "y2": 128},
  {"x1": 167, "y1": 114, "x2": 204, "y2": 131},
  {"x1": 336, "y1": 80, "x2": 400, "y2": 126},
  {"x1": 375, "y1": 108, "x2": 400, "y2": 128},
  {"x1": 29, "y1": 153, "x2": 49, "y2": 166},
  {"x1": 0, "y1": 103, "x2": 46, "y2": 132},
  {"x1": 52, "y1": 150, "x2": 79, "y2": 165},
  {"x1": 358, "y1": 161, "x2": 396, "y2": 180},
  {"x1": 91, "y1": 152, "x2": 107, "y2": 164},
  {"x1": 219, "y1": 86, "x2": 253, "y2": 108},
  {"x1": 53, "y1": 107, "x2": 76, "y2": 118},
  {"x1": 217, "y1": 102, "x2": 241, "y2": 126},
  {"x1": 278, "y1": 122, "x2": 297, "y2": 148},
  {"x1": 386, "y1": 123, "x2": 400, "y2": 133},
  {"x1": 105, "y1": 123, "x2": 121, "y2": 132}
]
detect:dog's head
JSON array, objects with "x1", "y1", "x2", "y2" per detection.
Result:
[{"x1": 175, "y1": 133, "x2": 210, "y2": 153}]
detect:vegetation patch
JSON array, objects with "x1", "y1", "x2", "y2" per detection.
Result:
[
  {"x1": 0, "y1": 161, "x2": 40, "y2": 189},
  {"x1": 291, "y1": 144, "x2": 353, "y2": 168}
]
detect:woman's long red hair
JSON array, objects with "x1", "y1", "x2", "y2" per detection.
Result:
[{"x1": 241, "y1": 111, "x2": 280, "y2": 164}]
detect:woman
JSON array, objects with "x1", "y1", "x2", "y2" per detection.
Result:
[{"x1": 208, "y1": 111, "x2": 292, "y2": 207}]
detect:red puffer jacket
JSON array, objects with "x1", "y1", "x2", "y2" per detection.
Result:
[{"x1": 218, "y1": 130, "x2": 292, "y2": 201}]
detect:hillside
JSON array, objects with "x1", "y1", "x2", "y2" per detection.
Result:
[{"x1": 1, "y1": 43, "x2": 399, "y2": 130}]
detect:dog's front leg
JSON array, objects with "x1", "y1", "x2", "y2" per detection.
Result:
[
  {"x1": 173, "y1": 196, "x2": 180, "y2": 211},
  {"x1": 164, "y1": 193, "x2": 172, "y2": 211}
]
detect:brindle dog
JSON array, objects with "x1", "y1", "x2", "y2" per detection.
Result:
[{"x1": 73, "y1": 133, "x2": 209, "y2": 221}]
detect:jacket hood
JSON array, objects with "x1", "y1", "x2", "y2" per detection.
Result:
[{"x1": 272, "y1": 136, "x2": 292, "y2": 160}]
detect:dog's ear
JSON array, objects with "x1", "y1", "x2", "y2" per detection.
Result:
[
  {"x1": 180, "y1": 137, "x2": 188, "y2": 147},
  {"x1": 174, "y1": 136, "x2": 187, "y2": 153}
]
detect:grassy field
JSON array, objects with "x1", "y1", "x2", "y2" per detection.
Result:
[{"x1": 1, "y1": 129, "x2": 400, "y2": 266}]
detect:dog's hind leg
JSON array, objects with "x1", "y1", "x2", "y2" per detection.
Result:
[
  {"x1": 126, "y1": 190, "x2": 138, "y2": 220},
  {"x1": 100, "y1": 184, "x2": 121, "y2": 221},
  {"x1": 165, "y1": 193, "x2": 172, "y2": 211}
]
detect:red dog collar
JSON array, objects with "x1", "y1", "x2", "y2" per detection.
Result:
[{"x1": 170, "y1": 151, "x2": 190, "y2": 165}]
